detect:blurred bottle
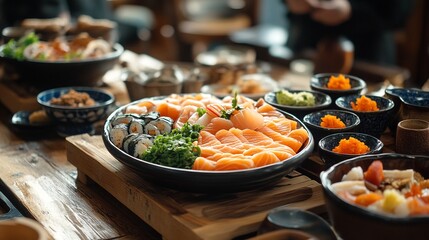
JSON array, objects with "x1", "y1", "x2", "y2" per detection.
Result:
[{"x1": 314, "y1": 36, "x2": 354, "y2": 74}]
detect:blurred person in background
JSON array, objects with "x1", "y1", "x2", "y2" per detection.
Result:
[
  {"x1": 284, "y1": 0, "x2": 415, "y2": 65},
  {"x1": 0, "y1": 0, "x2": 152, "y2": 46}
]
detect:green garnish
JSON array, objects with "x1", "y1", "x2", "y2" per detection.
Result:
[
  {"x1": 1, "y1": 32, "x2": 39, "y2": 60},
  {"x1": 196, "y1": 107, "x2": 206, "y2": 117},
  {"x1": 141, "y1": 123, "x2": 203, "y2": 169},
  {"x1": 220, "y1": 91, "x2": 242, "y2": 119}
]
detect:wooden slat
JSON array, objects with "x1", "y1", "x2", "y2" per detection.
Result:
[{"x1": 66, "y1": 134, "x2": 326, "y2": 240}]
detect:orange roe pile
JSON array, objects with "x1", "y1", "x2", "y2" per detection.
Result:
[
  {"x1": 327, "y1": 74, "x2": 351, "y2": 90},
  {"x1": 350, "y1": 96, "x2": 379, "y2": 111},
  {"x1": 332, "y1": 137, "x2": 370, "y2": 154},
  {"x1": 320, "y1": 114, "x2": 346, "y2": 128}
]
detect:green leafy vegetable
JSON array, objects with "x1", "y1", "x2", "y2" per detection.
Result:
[
  {"x1": 220, "y1": 91, "x2": 242, "y2": 119},
  {"x1": 1, "y1": 32, "x2": 39, "y2": 60},
  {"x1": 196, "y1": 107, "x2": 206, "y2": 117},
  {"x1": 141, "y1": 123, "x2": 203, "y2": 169}
]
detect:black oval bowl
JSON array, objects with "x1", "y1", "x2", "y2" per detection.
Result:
[
  {"x1": 310, "y1": 73, "x2": 366, "y2": 103},
  {"x1": 335, "y1": 94, "x2": 395, "y2": 138},
  {"x1": 0, "y1": 43, "x2": 123, "y2": 88},
  {"x1": 264, "y1": 89, "x2": 332, "y2": 120},
  {"x1": 303, "y1": 109, "x2": 360, "y2": 146},
  {"x1": 320, "y1": 153, "x2": 429, "y2": 240},
  {"x1": 318, "y1": 132, "x2": 383, "y2": 168},
  {"x1": 102, "y1": 96, "x2": 314, "y2": 193}
]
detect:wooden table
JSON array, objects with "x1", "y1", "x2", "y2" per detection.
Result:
[{"x1": 0, "y1": 58, "x2": 400, "y2": 239}]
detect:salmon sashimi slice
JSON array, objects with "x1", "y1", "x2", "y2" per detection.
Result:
[
  {"x1": 213, "y1": 145, "x2": 244, "y2": 154},
  {"x1": 252, "y1": 151, "x2": 280, "y2": 167},
  {"x1": 206, "y1": 152, "x2": 235, "y2": 161},
  {"x1": 214, "y1": 157, "x2": 254, "y2": 171},
  {"x1": 157, "y1": 102, "x2": 182, "y2": 122},
  {"x1": 198, "y1": 131, "x2": 222, "y2": 146},
  {"x1": 228, "y1": 128, "x2": 249, "y2": 143},
  {"x1": 274, "y1": 118, "x2": 298, "y2": 131},
  {"x1": 200, "y1": 147, "x2": 221, "y2": 158},
  {"x1": 243, "y1": 147, "x2": 264, "y2": 156},
  {"x1": 259, "y1": 126, "x2": 303, "y2": 152},
  {"x1": 230, "y1": 108, "x2": 264, "y2": 130},
  {"x1": 287, "y1": 128, "x2": 309, "y2": 151},
  {"x1": 192, "y1": 157, "x2": 216, "y2": 170},
  {"x1": 242, "y1": 129, "x2": 274, "y2": 146},
  {"x1": 204, "y1": 117, "x2": 234, "y2": 135},
  {"x1": 180, "y1": 99, "x2": 206, "y2": 108},
  {"x1": 269, "y1": 150, "x2": 294, "y2": 161},
  {"x1": 215, "y1": 130, "x2": 246, "y2": 149},
  {"x1": 174, "y1": 105, "x2": 198, "y2": 129},
  {"x1": 257, "y1": 102, "x2": 277, "y2": 113}
]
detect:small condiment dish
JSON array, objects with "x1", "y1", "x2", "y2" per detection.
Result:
[
  {"x1": 310, "y1": 73, "x2": 366, "y2": 103},
  {"x1": 335, "y1": 94, "x2": 394, "y2": 138},
  {"x1": 303, "y1": 109, "x2": 360, "y2": 146},
  {"x1": 319, "y1": 132, "x2": 383, "y2": 168},
  {"x1": 264, "y1": 89, "x2": 331, "y2": 119}
]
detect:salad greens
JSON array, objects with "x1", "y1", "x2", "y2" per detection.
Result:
[
  {"x1": 220, "y1": 91, "x2": 242, "y2": 119},
  {"x1": 1, "y1": 32, "x2": 39, "y2": 60},
  {"x1": 142, "y1": 123, "x2": 203, "y2": 169}
]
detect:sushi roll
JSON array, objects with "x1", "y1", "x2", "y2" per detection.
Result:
[
  {"x1": 128, "y1": 134, "x2": 153, "y2": 158},
  {"x1": 111, "y1": 113, "x2": 139, "y2": 126},
  {"x1": 141, "y1": 111, "x2": 160, "y2": 124},
  {"x1": 146, "y1": 116, "x2": 173, "y2": 135},
  {"x1": 110, "y1": 123, "x2": 129, "y2": 148},
  {"x1": 122, "y1": 133, "x2": 141, "y2": 153},
  {"x1": 128, "y1": 118, "x2": 145, "y2": 134},
  {"x1": 144, "y1": 123, "x2": 160, "y2": 136}
]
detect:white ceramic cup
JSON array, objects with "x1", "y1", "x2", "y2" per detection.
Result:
[
  {"x1": 0, "y1": 217, "x2": 49, "y2": 240},
  {"x1": 396, "y1": 119, "x2": 429, "y2": 155}
]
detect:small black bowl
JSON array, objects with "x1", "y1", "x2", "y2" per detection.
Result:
[
  {"x1": 335, "y1": 94, "x2": 395, "y2": 138},
  {"x1": 310, "y1": 73, "x2": 366, "y2": 103},
  {"x1": 318, "y1": 132, "x2": 383, "y2": 168},
  {"x1": 303, "y1": 109, "x2": 360, "y2": 146},
  {"x1": 264, "y1": 89, "x2": 331, "y2": 120},
  {"x1": 320, "y1": 153, "x2": 429, "y2": 240}
]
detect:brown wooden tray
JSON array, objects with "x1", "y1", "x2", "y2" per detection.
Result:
[{"x1": 66, "y1": 134, "x2": 326, "y2": 240}]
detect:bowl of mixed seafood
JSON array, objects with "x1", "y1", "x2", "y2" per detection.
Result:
[
  {"x1": 102, "y1": 93, "x2": 314, "y2": 193},
  {"x1": 0, "y1": 32, "x2": 123, "y2": 87},
  {"x1": 320, "y1": 153, "x2": 429, "y2": 240}
]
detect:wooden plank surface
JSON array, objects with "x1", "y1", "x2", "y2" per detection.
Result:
[{"x1": 66, "y1": 134, "x2": 326, "y2": 240}]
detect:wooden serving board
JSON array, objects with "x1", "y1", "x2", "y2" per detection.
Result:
[{"x1": 66, "y1": 134, "x2": 325, "y2": 240}]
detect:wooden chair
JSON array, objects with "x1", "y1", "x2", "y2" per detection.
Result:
[{"x1": 169, "y1": 0, "x2": 259, "y2": 61}]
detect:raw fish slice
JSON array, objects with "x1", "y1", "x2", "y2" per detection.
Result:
[
  {"x1": 213, "y1": 145, "x2": 244, "y2": 154},
  {"x1": 274, "y1": 118, "x2": 298, "y2": 131},
  {"x1": 259, "y1": 126, "x2": 302, "y2": 152},
  {"x1": 215, "y1": 130, "x2": 246, "y2": 149},
  {"x1": 174, "y1": 105, "x2": 198, "y2": 129},
  {"x1": 256, "y1": 102, "x2": 277, "y2": 113},
  {"x1": 157, "y1": 102, "x2": 182, "y2": 122},
  {"x1": 200, "y1": 147, "x2": 221, "y2": 158},
  {"x1": 204, "y1": 117, "x2": 234, "y2": 135},
  {"x1": 198, "y1": 131, "x2": 222, "y2": 146},
  {"x1": 180, "y1": 99, "x2": 206, "y2": 108},
  {"x1": 287, "y1": 128, "x2": 309, "y2": 146},
  {"x1": 260, "y1": 111, "x2": 286, "y2": 119},
  {"x1": 269, "y1": 150, "x2": 294, "y2": 161},
  {"x1": 252, "y1": 151, "x2": 280, "y2": 167},
  {"x1": 228, "y1": 128, "x2": 249, "y2": 143},
  {"x1": 242, "y1": 129, "x2": 274, "y2": 146},
  {"x1": 230, "y1": 108, "x2": 264, "y2": 130},
  {"x1": 206, "y1": 152, "x2": 235, "y2": 161},
  {"x1": 243, "y1": 147, "x2": 264, "y2": 156},
  {"x1": 192, "y1": 157, "x2": 216, "y2": 170},
  {"x1": 215, "y1": 157, "x2": 254, "y2": 171}
]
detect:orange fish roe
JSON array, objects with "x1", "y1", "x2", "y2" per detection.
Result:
[
  {"x1": 332, "y1": 137, "x2": 370, "y2": 154},
  {"x1": 320, "y1": 114, "x2": 346, "y2": 128},
  {"x1": 327, "y1": 74, "x2": 351, "y2": 90},
  {"x1": 350, "y1": 96, "x2": 379, "y2": 112}
]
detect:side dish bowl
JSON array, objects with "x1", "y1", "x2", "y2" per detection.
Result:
[
  {"x1": 102, "y1": 96, "x2": 314, "y2": 193},
  {"x1": 0, "y1": 43, "x2": 123, "y2": 87},
  {"x1": 264, "y1": 89, "x2": 332, "y2": 119},
  {"x1": 320, "y1": 153, "x2": 429, "y2": 240},
  {"x1": 303, "y1": 109, "x2": 360, "y2": 145},
  {"x1": 318, "y1": 132, "x2": 383, "y2": 168},
  {"x1": 37, "y1": 86, "x2": 115, "y2": 136},
  {"x1": 310, "y1": 73, "x2": 366, "y2": 102},
  {"x1": 335, "y1": 94, "x2": 394, "y2": 138}
]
